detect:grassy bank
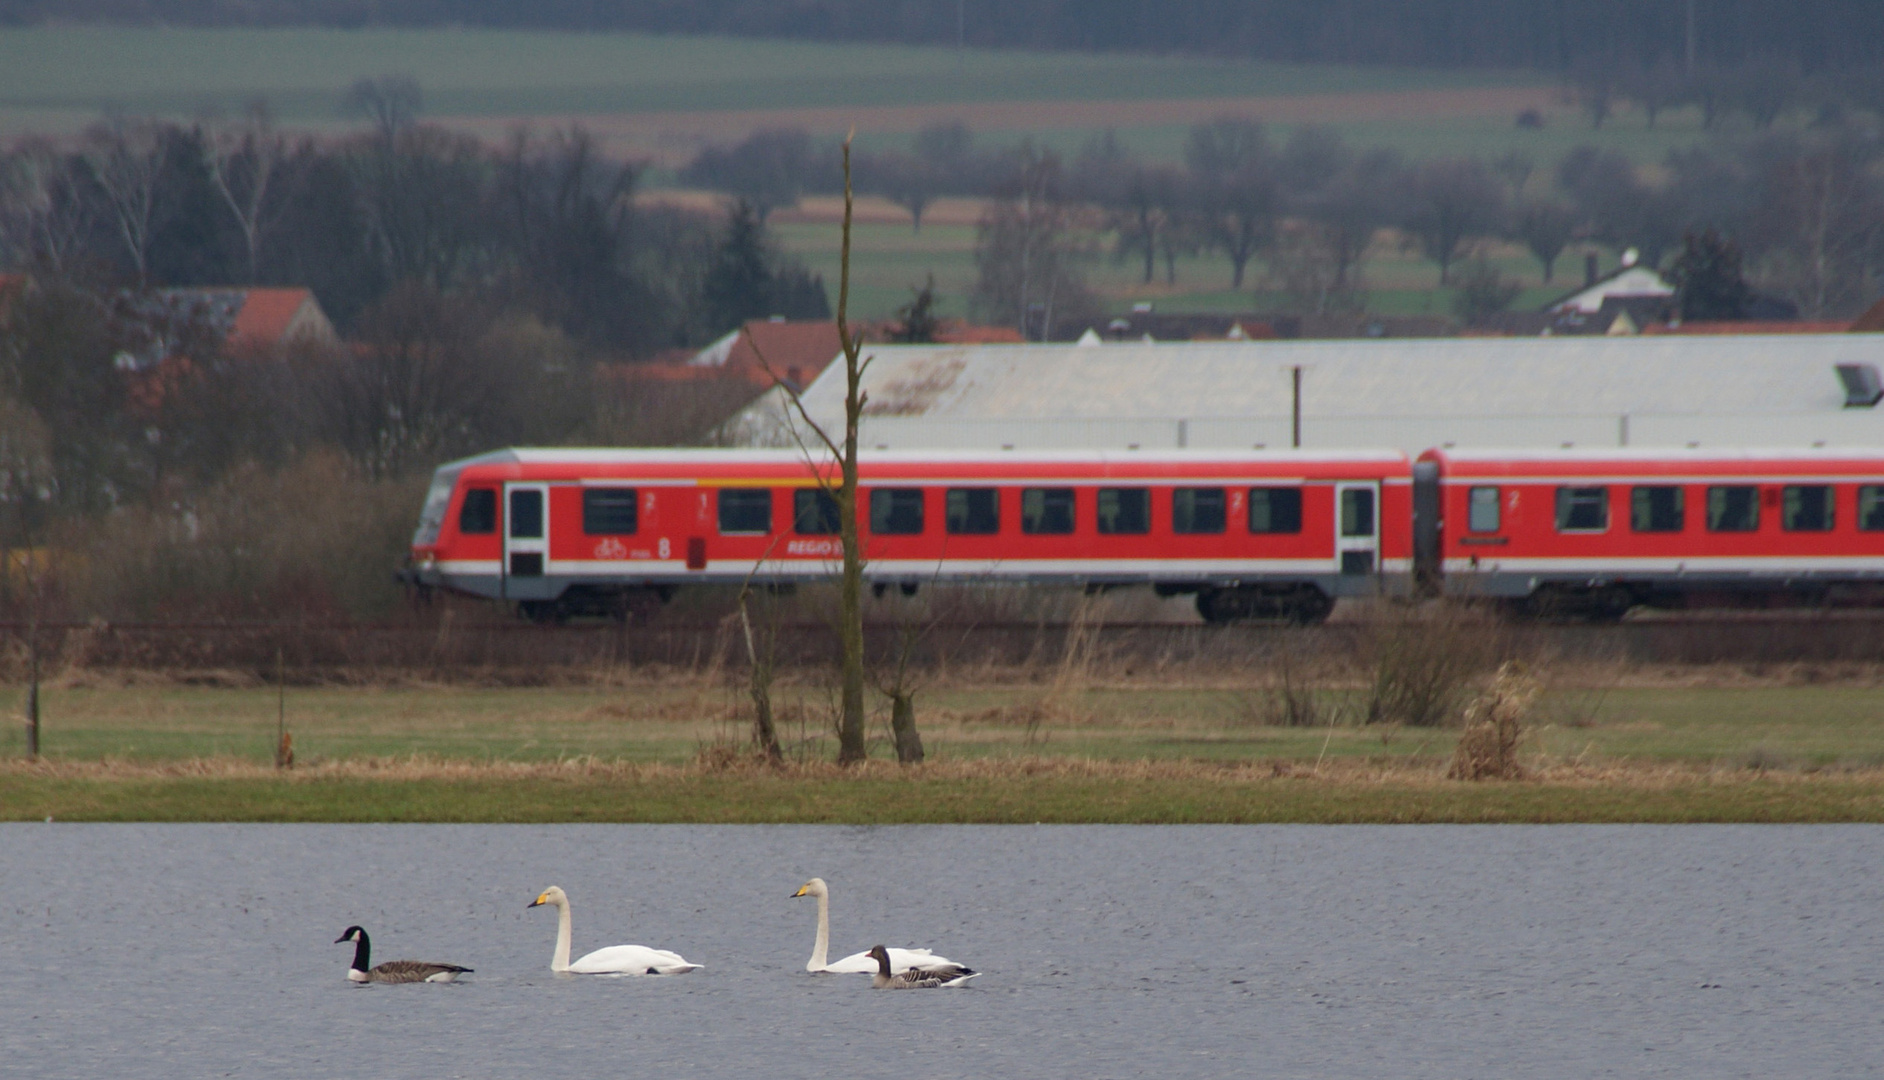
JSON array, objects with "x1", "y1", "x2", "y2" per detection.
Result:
[
  {"x1": 10, "y1": 678, "x2": 1884, "y2": 769},
  {"x1": 6, "y1": 674, "x2": 1884, "y2": 822},
  {"x1": 4, "y1": 759, "x2": 1882, "y2": 824}
]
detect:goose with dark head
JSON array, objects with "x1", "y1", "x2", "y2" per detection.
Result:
[
  {"x1": 334, "y1": 926, "x2": 472, "y2": 984},
  {"x1": 866, "y1": 944, "x2": 978, "y2": 989}
]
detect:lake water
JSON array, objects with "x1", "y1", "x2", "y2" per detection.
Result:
[{"x1": 2, "y1": 824, "x2": 1881, "y2": 1078}]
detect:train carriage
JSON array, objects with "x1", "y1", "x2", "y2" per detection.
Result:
[
  {"x1": 1423, "y1": 447, "x2": 1884, "y2": 617},
  {"x1": 405, "y1": 448, "x2": 1416, "y2": 623}
]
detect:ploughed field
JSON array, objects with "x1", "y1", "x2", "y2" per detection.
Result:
[{"x1": 6, "y1": 675, "x2": 1884, "y2": 823}]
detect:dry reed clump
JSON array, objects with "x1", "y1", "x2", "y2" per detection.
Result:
[
  {"x1": 1360, "y1": 600, "x2": 1506, "y2": 727},
  {"x1": 1448, "y1": 661, "x2": 1541, "y2": 781}
]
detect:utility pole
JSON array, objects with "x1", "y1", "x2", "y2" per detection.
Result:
[{"x1": 1291, "y1": 365, "x2": 1303, "y2": 448}]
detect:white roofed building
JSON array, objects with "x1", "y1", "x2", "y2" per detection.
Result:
[{"x1": 724, "y1": 334, "x2": 1884, "y2": 453}]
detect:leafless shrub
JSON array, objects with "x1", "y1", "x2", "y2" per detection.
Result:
[
  {"x1": 1247, "y1": 636, "x2": 1347, "y2": 727},
  {"x1": 1449, "y1": 661, "x2": 1541, "y2": 781},
  {"x1": 1361, "y1": 600, "x2": 1505, "y2": 727},
  {"x1": 60, "y1": 452, "x2": 423, "y2": 620}
]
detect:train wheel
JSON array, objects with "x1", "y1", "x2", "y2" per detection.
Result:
[{"x1": 1287, "y1": 589, "x2": 1335, "y2": 625}]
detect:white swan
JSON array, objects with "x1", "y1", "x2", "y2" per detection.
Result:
[
  {"x1": 334, "y1": 926, "x2": 472, "y2": 983},
  {"x1": 528, "y1": 886, "x2": 701, "y2": 975},
  {"x1": 792, "y1": 877, "x2": 964, "y2": 975},
  {"x1": 865, "y1": 944, "x2": 978, "y2": 989}
]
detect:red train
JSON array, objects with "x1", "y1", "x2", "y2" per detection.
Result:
[{"x1": 403, "y1": 446, "x2": 1884, "y2": 622}]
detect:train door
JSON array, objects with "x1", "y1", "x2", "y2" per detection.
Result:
[
  {"x1": 1334, "y1": 481, "x2": 1378, "y2": 576},
  {"x1": 503, "y1": 482, "x2": 550, "y2": 590}
]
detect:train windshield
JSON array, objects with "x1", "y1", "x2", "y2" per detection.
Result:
[{"x1": 412, "y1": 467, "x2": 460, "y2": 547}]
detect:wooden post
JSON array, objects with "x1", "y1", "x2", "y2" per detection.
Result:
[{"x1": 274, "y1": 644, "x2": 292, "y2": 769}]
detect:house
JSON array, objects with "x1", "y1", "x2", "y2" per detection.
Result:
[{"x1": 673, "y1": 318, "x2": 844, "y2": 391}]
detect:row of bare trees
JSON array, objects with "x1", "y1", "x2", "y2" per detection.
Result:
[
  {"x1": 911, "y1": 117, "x2": 1884, "y2": 336},
  {"x1": 0, "y1": 81, "x2": 828, "y2": 349}
]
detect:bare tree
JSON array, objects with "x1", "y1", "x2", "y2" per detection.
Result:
[
  {"x1": 756, "y1": 133, "x2": 872, "y2": 764},
  {"x1": 680, "y1": 127, "x2": 822, "y2": 222},
  {"x1": 1743, "y1": 134, "x2": 1884, "y2": 316},
  {"x1": 344, "y1": 75, "x2": 423, "y2": 144},
  {"x1": 1298, "y1": 146, "x2": 1402, "y2": 292},
  {"x1": 1185, "y1": 119, "x2": 1279, "y2": 288},
  {"x1": 1400, "y1": 158, "x2": 1505, "y2": 285},
  {"x1": 204, "y1": 101, "x2": 285, "y2": 281},
  {"x1": 1516, "y1": 200, "x2": 1577, "y2": 283},
  {"x1": 0, "y1": 138, "x2": 92, "y2": 274},
  {"x1": 971, "y1": 147, "x2": 1095, "y2": 339},
  {"x1": 0, "y1": 396, "x2": 52, "y2": 759},
  {"x1": 83, "y1": 117, "x2": 168, "y2": 284},
  {"x1": 348, "y1": 124, "x2": 489, "y2": 290}
]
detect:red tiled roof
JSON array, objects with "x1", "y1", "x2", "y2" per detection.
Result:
[
  {"x1": 229, "y1": 287, "x2": 315, "y2": 345},
  {"x1": 1850, "y1": 296, "x2": 1884, "y2": 332},
  {"x1": 934, "y1": 321, "x2": 1025, "y2": 344},
  {"x1": 727, "y1": 320, "x2": 843, "y2": 385}
]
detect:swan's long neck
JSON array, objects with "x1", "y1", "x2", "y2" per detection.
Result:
[
  {"x1": 350, "y1": 932, "x2": 371, "y2": 973},
  {"x1": 552, "y1": 900, "x2": 573, "y2": 972},
  {"x1": 808, "y1": 891, "x2": 831, "y2": 971}
]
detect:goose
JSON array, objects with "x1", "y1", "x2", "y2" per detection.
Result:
[
  {"x1": 528, "y1": 886, "x2": 701, "y2": 975},
  {"x1": 792, "y1": 877, "x2": 965, "y2": 975},
  {"x1": 333, "y1": 926, "x2": 472, "y2": 984},
  {"x1": 866, "y1": 944, "x2": 978, "y2": 989}
]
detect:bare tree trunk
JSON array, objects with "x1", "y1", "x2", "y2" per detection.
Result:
[
  {"x1": 834, "y1": 136, "x2": 869, "y2": 765},
  {"x1": 24, "y1": 605, "x2": 38, "y2": 761},
  {"x1": 736, "y1": 589, "x2": 783, "y2": 763},
  {"x1": 889, "y1": 692, "x2": 924, "y2": 763}
]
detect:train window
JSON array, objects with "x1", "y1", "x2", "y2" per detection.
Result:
[
  {"x1": 582, "y1": 488, "x2": 637, "y2": 535},
  {"x1": 1783, "y1": 485, "x2": 1834, "y2": 532},
  {"x1": 1631, "y1": 486, "x2": 1684, "y2": 532},
  {"x1": 508, "y1": 489, "x2": 543, "y2": 539},
  {"x1": 459, "y1": 488, "x2": 497, "y2": 534},
  {"x1": 1340, "y1": 488, "x2": 1376, "y2": 537},
  {"x1": 718, "y1": 489, "x2": 773, "y2": 534},
  {"x1": 1097, "y1": 488, "x2": 1149, "y2": 534},
  {"x1": 1554, "y1": 486, "x2": 1608, "y2": 532},
  {"x1": 793, "y1": 489, "x2": 840, "y2": 535},
  {"x1": 1706, "y1": 485, "x2": 1760, "y2": 532},
  {"x1": 1249, "y1": 488, "x2": 1303, "y2": 534},
  {"x1": 870, "y1": 488, "x2": 925, "y2": 534},
  {"x1": 1467, "y1": 487, "x2": 1500, "y2": 533},
  {"x1": 1173, "y1": 487, "x2": 1226, "y2": 534},
  {"x1": 946, "y1": 488, "x2": 1000, "y2": 534},
  {"x1": 1022, "y1": 488, "x2": 1076, "y2": 534},
  {"x1": 1862, "y1": 486, "x2": 1884, "y2": 531}
]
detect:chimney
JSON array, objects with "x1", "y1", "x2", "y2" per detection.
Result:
[{"x1": 1584, "y1": 252, "x2": 1599, "y2": 288}]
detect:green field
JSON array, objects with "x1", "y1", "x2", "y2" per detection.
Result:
[
  {"x1": 0, "y1": 27, "x2": 1529, "y2": 127},
  {"x1": 775, "y1": 212, "x2": 1589, "y2": 322},
  {"x1": 7, "y1": 678, "x2": 1884, "y2": 823},
  {"x1": 7, "y1": 680, "x2": 1884, "y2": 771},
  {"x1": 0, "y1": 25, "x2": 1729, "y2": 168}
]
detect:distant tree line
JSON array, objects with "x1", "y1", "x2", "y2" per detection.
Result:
[
  {"x1": 685, "y1": 116, "x2": 1884, "y2": 336},
  {"x1": 7, "y1": 1, "x2": 1884, "y2": 75}
]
